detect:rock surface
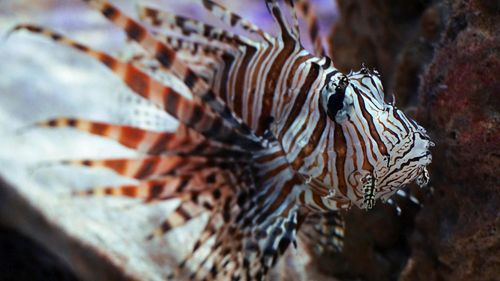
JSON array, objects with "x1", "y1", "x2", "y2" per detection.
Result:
[
  {"x1": 326, "y1": 0, "x2": 499, "y2": 280},
  {"x1": 0, "y1": 223, "x2": 78, "y2": 281},
  {"x1": 404, "y1": 1, "x2": 500, "y2": 280}
]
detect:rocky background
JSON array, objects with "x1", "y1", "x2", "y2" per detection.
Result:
[
  {"x1": 318, "y1": 0, "x2": 499, "y2": 280},
  {"x1": 0, "y1": 0, "x2": 498, "y2": 281}
]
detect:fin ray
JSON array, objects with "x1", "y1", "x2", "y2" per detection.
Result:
[
  {"x1": 11, "y1": 24, "x2": 260, "y2": 148},
  {"x1": 62, "y1": 155, "x2": 243, "y2": 180},
  {"x1": 82, "y1": 0, "x2": 259, "y2": 142},
  {"x1": 296, "y1": 0, "x2": 325, "y2": 56}
]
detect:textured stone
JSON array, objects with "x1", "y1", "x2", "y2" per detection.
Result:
[
  {"x1": 404, "y1": 1, "x2": 500, "y2": 280},
  {"x1": 325, "y1": 0, "x2": 500, "y2": 280}
]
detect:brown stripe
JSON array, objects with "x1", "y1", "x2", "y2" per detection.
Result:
[
  {"x1": 183, "y1": 69, "x2": 197, "y2": 89},
  {"x1": 98, "y1": 53, "x2": 117, "y2": 69},
  {"x1": 202, "y1": 24, "x2": 213, "y2": 38},
  {"x1": 187, "y1": 105, "x2": 203, "y2": 126},
  {"x1": 286, "y1": 68, "x2": 328, "y2": 163},
  {"x1": 148, "y1": 182, "x2": 164, "y2": 199},
  {"x1": 257, "y1": 28, "x2": 296, "y2": 135},
  {"x1": 143, "y1": 7, "x2": 160, "y2": 26},
  {"x1": 121, "y1": 185, "x2": 138, "y2": 197},
  {"x1": 104, "y1": 159, "x2": 127, "y2": 175},
  {"x1": 284, "y1": 54, "x2": 313, "y2": 95},
  {"x1": 230, "y1": 14, "x2": 240, "y2": 26},
  {"x1": 23, "y1": 25, "x2": 43, "y2": 33},
  {"x1": 73, "y1": 42, "x2": 89, "y2": 52},
  {"x1": 333, "y1": 122, "x2": 347, "y2": 196},
  {"x1": 120, "y1": 127, "x2": 146, "y2": 148},
  {"x1": 310, "y1": 21, "x2": 319, "y2": 43},
  {"x1": 155, "y1": 44, "x2": 175, "y2": 68},
  {"x1": 344, "y1": 125, "x2": 359, "y2": 175},
  {"x1": 291, "y1": 103, "x2": 327, "y2": 170},
  {"x1": 67, "y1": 118, "x2": 77, "y2": 127},
  {"x1": 176, "y1": 205, "x2": 191, "y2": 221},
  {"x1": 160, "y1": 220, "x2": 172, "y2": 233},
  {"x1": 202, "y1": 0, "x2": 215, "y2": 10},
  {"x1": 256, "y1": 150, "x2": 284, "y2": 164},
  {"x1": 164, "y1": 88, "x2": 179, "y2": 116},
  {"x1": 280, "y1": 63, "x2": 320, "y2": 139},
  {"x1": 256, "y1": 176, "x2": 301, "y2": 224},
  {"x1": 261, "y1": 163, "x2": 288, "y2": 182},
  {"x1": 355, "y1": 90, "x2": 388, "y2": 156},
  {"x1": 232, "y1": 45, "x2": 257, "y2": 117},
  {"x1": 134, "y1": 158, "x2": 160, "y2": 179},
  {"x1": 175, "y1": 178, "x2": 190, "y2": 193},
  {"x1": 380, "y1": 122, "x2": 399, "y2": 139},
  {"x1": 246, "y1": 42, "x2": 273, "y2": 126},
  {"x1": 202, "y1": 117, "x2": 224, "y2": 139},
  {"x1": 174, "y1": 16, "x2": 189, "y2": 36},
  {"x1": 124, "y1": 66, "x2": 150, "y2": 98},
  {"x1": 310, "y1": 179, "x2": 329, "y2": 197},
  {"x1": 393, "y1": 109, "x2": 410, "y2": 134},
  {"x1": 148, "y1": 133, "x2": 175, "y2": 154},
  {"x1": 350, "y1": 121, "x2": 374, "y2": 172},
  {"x1": 124, "y1": 20, "x2": 147, "y2": 42},
  {"x1": 301, "y1": 2, "x2": 310, "y2": 14},
  {"x1": 218, "y1": 52, "x2": 235, "y2": 102},
  {"x1": 299, "y1": 191, "x2": 306, "y2": 205},
  {"x1": 101, "y1": 3, "x2": 119, "y2": 20},
  {"x1": 271, "y1": 6, "x2": 291, "y2": 37},
  {"x1": 318, "y1": 140, "x2": 330, "y2": 182},
  {"x1": 312, "y1": 193, "x2": 327, "y2": 210},
  {"x1": 89, "y1": 122, "x2": 109, "y2": 136},
  {"x1": 50, "y1": 33, "x2": 62, "y2": 41}
]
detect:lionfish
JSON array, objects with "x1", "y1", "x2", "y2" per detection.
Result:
[{"x1": 11, "y1": 0, "x2": 433, "y2": 279}]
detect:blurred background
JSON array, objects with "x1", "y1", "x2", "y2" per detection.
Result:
[{"x1": 0, "y1": 0, "x2": 498, "y2": 281}]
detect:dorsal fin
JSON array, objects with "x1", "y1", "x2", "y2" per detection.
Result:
[
  {"x1": 265, "y1": 0, "x2": 299, "y2": 42},
  {"x1": 36, "y1": 118, "x2": 245, "y2": 155},
  {"x1": 296, "y1": 0, "x2": 326, "y2": 56},
  {"x1": 10, "y1": 24, "x2": 260, "y2": 149},
  {"x1": 283, "y1": 0, "x2": 301, "y2": 39},
  {"x1": 82, "y1": 0, "x2": 261, "y2": 145},
  {"x1": 128, "y1": 32, "x2": 232, "y2": 85},
  {"x1": 194, "y1": 0, "x2": 273, "y2": 42},
  {"x1": 137, "y1": 5, "x2": 257, "y2": 49}
]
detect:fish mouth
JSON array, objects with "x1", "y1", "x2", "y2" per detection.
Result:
[
  {"x1": 413, "y1": 132, "x2": 433, "y2": 187},
  {"x1": 415, "y1": 130, "x2": 434, "y2": 165},
  {"x1": 415, "y1": 165, "x2": 430, "y2": 188},
  {"x1": 421, "y1": 149, "x2": 433, "y2": 165},
  {"x1": 415, "y1": 142, "x2": 432, "y2": 187}
]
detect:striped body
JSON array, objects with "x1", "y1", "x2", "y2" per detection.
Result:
[{"x1": 11, "y1": 0, "x2": 432, "y2": 280}]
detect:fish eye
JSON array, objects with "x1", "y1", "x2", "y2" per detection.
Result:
[
  {"x1": 324, "y1": 75, "x2": 349, "y2": 121},
  {"x1": 327, "y1": 85, "x2": 346, "y2": 120}
]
